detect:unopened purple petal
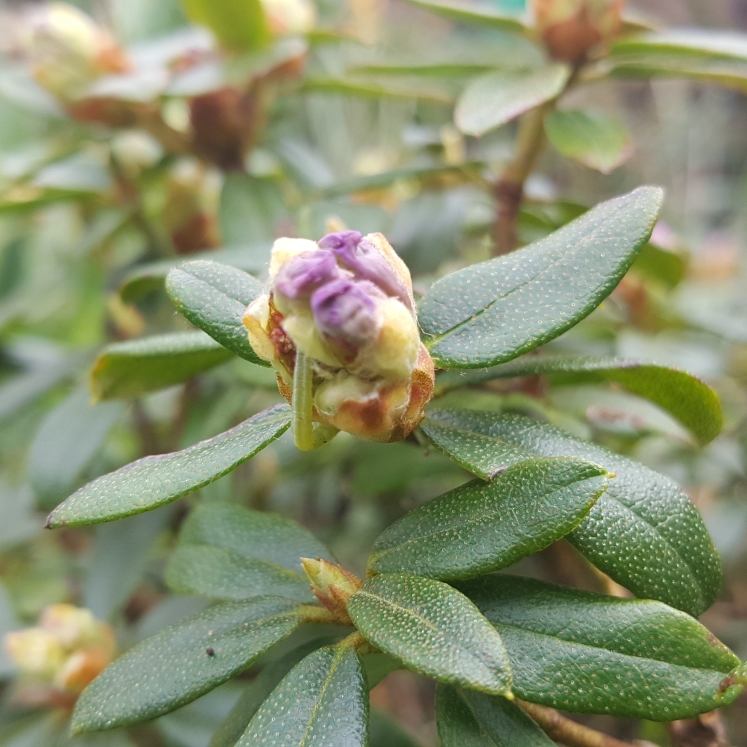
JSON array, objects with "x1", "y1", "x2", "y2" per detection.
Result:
[
  {"x1": 275, "y1": 249, "x2": 340, "y2": 299},
  {"x1": 320, "y1": 232, "x2": 411, "y2": 311},
  {"x1": 311, "y1": 278, "x2": 380, "y2": 348}
]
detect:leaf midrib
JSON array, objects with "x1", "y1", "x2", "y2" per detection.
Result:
[{"x1": 298, "y1": 648, "x2": 347, "y2": 747}]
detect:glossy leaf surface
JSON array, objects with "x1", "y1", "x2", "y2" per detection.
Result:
[
  {"x1": 544, "y1": 110, "x2": 633, "y2": 173},
  {"x1": 90, "y1": 332, "x2": 233, "y2": 401},
  {"x1": 165, "y1": 260, "x2": 268, "y2": 366},
  {"x1": 347, "y1": 573, "x2": 512, "y2": 696},
  {"x1": 460, "y1": 575, "x2": 742, "y2": 720},
  {"x1": 456, "y1": 66, "x2": 570, "y2": 136},
  {"x1": 166, "y1": 545, "x2": 314, "y2": 602},
  {"x1": 419, "y1": 187, "x2": 663, "y2": 368},
  {"x1": 368, "y1": 458, "x2": 607, "y2": 579},
  {"x1": 437, "y1": 685, "x2": 553, "y2": 747},
  {"x1": 72, "y1": 597, "x2": 299, "y2": 732},
  {"x1": 46, "y1": 405, "x2": 291, "y2": 527},
  {"x1": 237, "y1": 645, "x2": 368, "y2": 747},
  {"x1": 435, "y1": 354, "x2": 723, "y2": 444},
  {"x1": 422, "y1": 409, "x2": 722, "y2": 616},
  {"x1": 179, "y1": 503, "x2": 335, "y2": 573}
]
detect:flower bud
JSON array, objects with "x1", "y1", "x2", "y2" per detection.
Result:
[
  {"x1": 260, "y1": 0, "x2": 317, "y2": 35},
  {"x1": 301, "y1": 558, "x2": 362, "y2": 624},
  {"x1": 243, "y1": 231, "x2": 435, "y2": 443},
  {"x1": 531, "y1": 0, "x2": 624, "y2": 62},
  {"x1": 15, "y1": 2, "x2": 130, "y2": 101},
  {"x1": 3, "y1": 604, "x2": 116, "y2": 699}
]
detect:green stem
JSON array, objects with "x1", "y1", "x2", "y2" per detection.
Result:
[{"x1": 292, "y1": 351, "x2": 315, "y2": 451}]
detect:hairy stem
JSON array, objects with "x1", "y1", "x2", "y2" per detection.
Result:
[
  {"x1": 292, "y1": 351, "x2": 315, "y2": 451},
  {"x1": 297, "y1": 605, "x2": 339, "y2": 625},
  {"x1": 518, "y1": 701, "x2": 635, "y2": 747}
]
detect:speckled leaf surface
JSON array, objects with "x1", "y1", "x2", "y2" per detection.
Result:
[
  {"x1": 423, "y1": 409, "x2": 721, "y2": 617},
  {"x1": 72, "y1": 597, "x2": 300, "y2": 733},
  {"x1": 90, "y1": 331, "x2": 234, "y2": 401},
  {"x1": 46, "y1": 405, "x2": 291, "y2": 527},
  {"x1": 166, "y1": 260, "x2": 268, "y2": 366},
  {"x1": 347, "y1": 573, "x2": 512, "y2": 696},
  {"x1": 437, "y1": 685, "x2": 553, "y2": 747},
  {"x1": 166, "y1": 545, "x2": 314, "y2": 602},
  {"x1": 435, "y1": 354, "x2": 723, "y2": 445},
  {"x1": 237, "y1": 645, "x2": 368, "y2": 747},
  {"x1": 459, "y1": 575, "x2": 742, "y2": 720},
  {"x1": 404, "y1": 0, "x2": 527, "y2": 34},
  {"x1": 419, "y1": 188, "x2": 663, "y2": 369},
  {"x1": 179, "y1": 503, "x2": 335, "y2": 573},
  {"x1": 368, "y1": 458, "x2": 607, "y2": 580},
  {"x1": 456, "y1": 66, "x2": 570, "y2": 137}
]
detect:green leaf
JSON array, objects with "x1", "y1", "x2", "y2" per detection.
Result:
[
  {"x1": 368, "y1": 458, "x2": 607, "y2": 580},
  {"x1": 437, "y1": 685, "x2": 553, "y2": 747},
  {"x1": 370, "y1": 708, "x2": 423, "y2": 747},
  {"x1": 404, "y1": 0, "x2": 528, "y2": 35},
  {"x1": 90, "y1": 332, "x2": 234, "y2": 401},
  {"x1": 459, "y1": 574, "x2": 743, "y2": 720},
  {"x1": 46, "y1": 404, "x2": 291, "y2": 528},
  {"x1": 237, "y1": 645, "x2": 368, "y2": 746},
  {"x1": 419, "y1": 187, "x2": 664, "y2": 369},
  {"x1": 544, "y1": 110, "x2": 633, "y2": 173},
  {"x1": 612, "y1": 30, "x2": 747, "y2": 61},
  {"x1": 347, "y1": 573, "x2": 512, "y2": 696},
  {"x1": 72, "y1": 597, "x2": 300, "y2": 733},
  {"x1": 119, "y1": 246, "x2": 269, "y2": 303},
  {"x1": 301, "y1": 78, "x2": 454, "y2": 105},
  {"x1": 179, "y1": 503, "x2": 335, "y2": 572},
  {"x1": 210, "y1": 639, "x2": 337, "y2": 747},
  {"x1": 435, "y1": 354, "x2": 723, "y2": 445},
  {"x1": 350, "y1": 63, "x2": 496, "y2": 78},
  {"x1": 165, "y1": 260, "x2": 269, "y2": 366},
  {"x1": 455, "y1": 66, "x2": 570, "y2": 137},
  {"x1": 27, "y1": 388, "x2": 124, "y2": 509},
  {"x1": 422, "y1": 409, "x2": 722, "y2": 617},
  {"x1": 166, "y1": 545, "x2": 314, "y2": 602},
  {"x1": 181, "y1": 0, "x2": 270, "y2": 52}
]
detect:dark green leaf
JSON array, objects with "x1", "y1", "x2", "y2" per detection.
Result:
[
  {"x1": 419, "y1": 187, "x2": 663, "y2": 369},
  {"x1": 166, "y1": 545, "x2": 314, "y2": 602},
  {"x1": 434, "y1": 354, "x2": 723, "y2": 445},
  {"x1": 370, "y1": 708, "x2": 423, "y2": 747},
  {"x1": 27, "y1": 388, "x2": 124, "y2": 509},
  {"x1": 422, "y1": 409, "x2": 722, "y2": 616},
  {"x1": 544, "y1": 109, "x2": 633, "y2": 173},
  {"x1": 181, "y1": 0, "x2": 270, "y2": 52},
  {"x1": 459, "y1": 574, "x2": 742, "y2": 720},
  {"x1": 237, "y1": 645, "x2": 368, "y2": 746},
  {"x1": 46, "y1": 404, "x2": 291, "y2": 528},
  {"x1": 368, "y1": 458, "x2": 607, "y2": 579},
  {"x1": 456, "y1": 66, "x2": 570, "y2": 136},
  {"x1": 404, "y1": 0, "x2": 528, "y2": 34},
  {"x1": 437, "y1": 685, "x2": 553, "y2": 747},
  {"x1": 347, "y1": 573, "x2": 512, "y2": 696},
  {"x1": 119, "y1": 246, "x2": 269, "y2": 303},
  {"x1": 178, "y1": 503, "x2": 335, "y2": 573},
  {"x1": 72, "y1": 597, "x2": 300, "y2": 733},
  {"x1": 90, "y1": 332, "x2": 234, "y2": 401},
  {"x1": 165, "y1": 260, "x2": 269, "y2": 366},
  {"x1": 210, "y1": 640, "x2": 338, "y2": 747}
]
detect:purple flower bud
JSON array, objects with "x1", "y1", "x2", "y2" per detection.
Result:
[
  {"x1": 310, "y1": 278, "x2": 381, "y2": 348},
  {"x1": 274, "y1": 249, "x2": 340, "y2": 300},
  {"x1": 319, "y1": 231, "x2": 412, "y2": 311}
]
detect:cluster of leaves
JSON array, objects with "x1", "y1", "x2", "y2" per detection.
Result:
[{"x1": 1, "y1": 0, "x2": 747, "y2": 745}]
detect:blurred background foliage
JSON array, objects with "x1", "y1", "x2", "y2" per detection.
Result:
[{"x1": 0, "y1": 0, "x2": 746, "y2": 744}]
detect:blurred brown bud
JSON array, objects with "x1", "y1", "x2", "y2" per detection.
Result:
[
  {"x1": 162, "y1": 158, "x2": 222, "y2": 254},
  {"x1": 531, "y1": 0, "x2": 624, "y2": 63}
]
